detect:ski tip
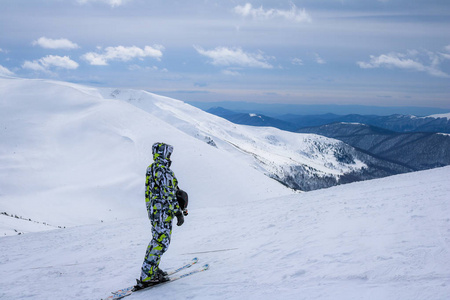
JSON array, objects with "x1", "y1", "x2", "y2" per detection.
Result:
[
  {"x1": 192, "y1": 257, "x2": 199, "y2": 263},
  {"x1": 203, "y1": 264, "x2": 210, "y2": 270}
]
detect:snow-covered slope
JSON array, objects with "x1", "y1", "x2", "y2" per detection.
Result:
[
  {"x1": 101, "y1": 88, "x2": 368, "y2": 181},
  {"x1": 1, "y1": 166, "x2": 449, "y2": 300},
  {"x1": 0, "y1": 77, "x2": 378, "y2": 234},
  {"x1": 1, "y1": 77, "x2": 449, "y2": 299},
  {"x1": 0, "y1": 77, "x2": 292, "y2": 235},
  {"x1": 100, "y1": 88, "x2": 414, "y2": 191}
]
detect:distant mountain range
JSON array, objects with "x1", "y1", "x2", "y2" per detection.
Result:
[
  {"x1": 297, "y1": 123, "x2": 450, "y2": 171},
  {"x1": 189, "y1": 101, "x2": 450, "y2": 116},
  {"x1": 286, "y1": 113, "x2": 450, "y2": 134},
  {"x1": 207, "y1": 107, "x2": 450, "y2": 133},
  {"x1": 207, "y1": 107, "x2": 450, "y2": 174},
  {"x1": 207, "y1": 107, "x2": 297, "y2": 131}
]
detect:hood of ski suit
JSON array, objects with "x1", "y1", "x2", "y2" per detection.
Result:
[{"x1": 152, "y1": 142, "x2": 173, "y2": 166}]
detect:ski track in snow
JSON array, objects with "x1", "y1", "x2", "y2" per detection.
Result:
[{"x1": 1, "y1": 167, "x2": 449, "y2": 300}]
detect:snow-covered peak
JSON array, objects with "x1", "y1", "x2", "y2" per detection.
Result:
[
  {"x1": 249, "y1": 113, "x2": 262, "y2": 119},
  {"x1": 338, "y1": 122, "x2": 368, "y2": 126},
  {"x1": 101, "y1": 87, "x2": 367, "y2": 178},
  {"x1": 428, "y1": 112, "x2": 450, "y2": 120},
  {"x1": 1, "y1": 77, "x2": 381, "y2": 235},
  {"x1": 0, "y1": 77, "x2": 291, "y2": 235}
]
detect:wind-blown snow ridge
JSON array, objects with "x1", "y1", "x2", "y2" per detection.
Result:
[{"x1": 102, "y1": 88, "x2": 367, "y2": 177}]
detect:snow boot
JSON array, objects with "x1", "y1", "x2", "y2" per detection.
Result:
[{"x1": 134, "y1": 269, "x2": 169, "y2": 291}]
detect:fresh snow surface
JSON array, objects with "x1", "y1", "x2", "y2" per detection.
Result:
[
  {"x1": 101, "y1": 87, "x2": 367, "y2": 177},
  {"x1": 1, "y1": 77, "x2": 449, "y2": 299},
  {"x1": 1, "y1": 77, "x2": 366, "y2": 235},
  {"x1": 1, "y1": 166, "x2": 449, "y2": 300},
  {"x1": 0, "y1": 77, "x2": 292, "y2": 234}
]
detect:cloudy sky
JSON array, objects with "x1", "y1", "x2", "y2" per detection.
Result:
[{"x1": 1, "y1": 0, "x2": 449, "y2": 109}]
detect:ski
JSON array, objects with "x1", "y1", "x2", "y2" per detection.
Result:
[
  {"x1": 166, "y1": 263, "x2": 209, "y2": 282},
  {"x1": 157, "y1": 257, "x2": 199, "y2": 277},
  {"x1": 103, "y1": 264, "x2": 209, "y2": 300},
  {"x1": 102, "y1": 258, "x2": 204, "y2": 300}
]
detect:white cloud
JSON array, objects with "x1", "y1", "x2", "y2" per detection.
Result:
[
  {"x1": 357, "y1": 50, "x2": 449, "y2": 78},
  {"x1": 22, "y1": 61, "x2": 46, "y2": 72},
  {"x1": 77, "y1": 0, "x2": 129, "y2": 7},
  {"x1": 128, "y1": 64, "x2": 167, "y2": 72},
  {"x1": 427, "y1": 51, "x2": 441, "y2": 68},
  {"x1": 82, "y1": 45, "x2": 164, "y2": 66},
  {"x1": 222, "y1": 69, "x2": 241, "y2": 76},
  {"x1": 194, "y1": 46, "x2": 273, "y2": 69},
  {"x1": 440, "y1": 45, "x2": 450, "y2": 60},
  {"x1": 234, "y1": 3, "x2": 311, "y2": 23},
  {"x1": 314, "y1": 53, "x2": 326, "y2": 64},
  {"x1": 358, "y1": 54, "x2": 421, "y2": 69},
  {"x1": 32, "y1": 37, "x2": 79, "y2": 50},
  {"x1": 22, "y1": 55, "x2": 79, "y2": 72},
  {"x1": 0, "y1": 65, "x2": 14, "y2": 76},
  {"x1": 292, "y1": 58, "x2": 303, "y2": 66}
]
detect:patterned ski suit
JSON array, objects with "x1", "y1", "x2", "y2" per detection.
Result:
[{"x1": 140, "y1": 143, "x2": 181, "y2": 282}]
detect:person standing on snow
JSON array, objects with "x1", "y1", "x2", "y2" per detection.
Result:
[{"x1": 135, "y1": 142, "x2": 185, "y2": 289}]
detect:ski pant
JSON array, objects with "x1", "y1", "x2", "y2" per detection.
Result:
[{"x1": 140, "y1": 201, "x2": 173, "y2": 280}]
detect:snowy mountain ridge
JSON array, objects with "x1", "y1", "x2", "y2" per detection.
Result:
[
  {"x1": 297, "y1": 122, "x2": 450, "y2": 171},
  {"x1": 100, "y1": 87, "x2": 412, "y2": 191},
  {"x1": 1, "y1": 77, "x2": 449, "y2": 299},
  {"x1": 0, "y1": 76, "x2": 365, "y2": 235},
  {"x1": 208, "y1": 106, "x2": 450, "y2": 133},
  {"x1": 102, "y1": 87, "x2": 367, "y2": 177},
  {"x1": 429, "y1": 112, "x2": 450, "y2": 120},
  {"x1": 2, "y1": 77, "x2": 299, "y2": 235}
]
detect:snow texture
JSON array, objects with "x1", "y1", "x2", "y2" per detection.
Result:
[
  {"x1": 1, "y1": 166, "x2": 449, "y2": 300},
  {"x1": 0, "y1": 77, "x2": 449, "y2": 299}
]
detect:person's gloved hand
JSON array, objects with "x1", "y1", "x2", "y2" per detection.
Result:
[{"x1": 175, "y1": 212, "x2": 184, "y2": 226}]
